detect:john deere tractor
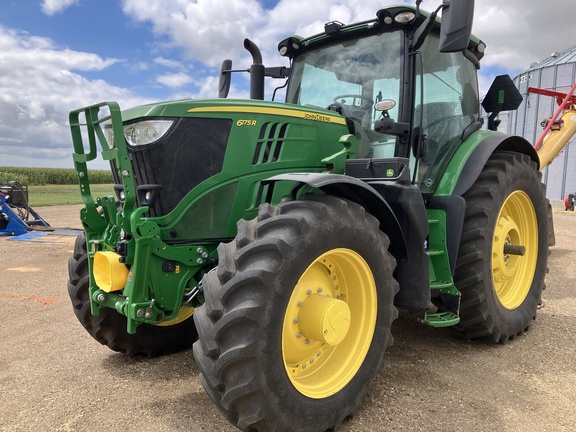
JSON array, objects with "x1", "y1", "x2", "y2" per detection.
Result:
[{"x1": 67, "y1": 1, "x2": 550, "y2": 430}]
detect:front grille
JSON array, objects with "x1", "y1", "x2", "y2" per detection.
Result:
[{"x1": 127, "y1": 117, "x2": 232, "y2": 216}]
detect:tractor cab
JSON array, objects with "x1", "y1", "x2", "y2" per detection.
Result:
[{"x1": 280, "y1": 4, "x2": 483, "y2": 195}]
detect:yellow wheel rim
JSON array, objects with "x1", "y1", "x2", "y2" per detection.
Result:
[
  {"x1": 492, "y1": 190, "x2": 538, "y2": 310},
  {"x1": 156, "y1": 305, "x2": 194, "y2": 326},
  {"x1": 282, "y1": 248, "x2": 377, "y2": 399}
]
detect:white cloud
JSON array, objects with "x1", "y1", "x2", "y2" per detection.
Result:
[
  {"x1": 41, "y1": 0, "x2": 79, "y2": 16},
  {"x1": 0, "y1": 28, "x2": 118, "y2": 72},
  {"x1": 122, "y1": 0, "x2": 266, "y2": 67},
  {"x1": 471, "y1": 0, "x2": 575, "y2": 73},
  {"x1": 155, "y1": 71, "x2": 193, "y2": 88},
  {"x1": 154, "y1": 57, "x2": 185, "y2": 70},
  {"x1": 0, "y1": 27, "x2": 151, "y2": 168}
]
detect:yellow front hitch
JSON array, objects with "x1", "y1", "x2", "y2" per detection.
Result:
[{"x1": 93, "y1": 251, "x2": 129, "y2": 292}]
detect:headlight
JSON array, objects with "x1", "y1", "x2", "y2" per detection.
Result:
[
  {"x1": 124, "y1": 120, "x2": 174, "y2": 146},
  {"x1": 394, "y1": 11, "x2": 415, "y2": 24}
]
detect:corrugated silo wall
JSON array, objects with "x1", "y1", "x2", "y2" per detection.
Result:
[{"x1": 508, "y1": 62, "x2": 576, "y2": 201}]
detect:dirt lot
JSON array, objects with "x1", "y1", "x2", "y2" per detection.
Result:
[{"x1": 1, "y1": 205, "x2": 575, "y2": 432}]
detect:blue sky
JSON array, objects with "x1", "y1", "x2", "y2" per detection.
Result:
[
  {"x1": 0, "y1": 0, "x2": 573, "y2": 168},
  {"x1": 3, "y1": 1, "x2": 198, "y2": 100}
]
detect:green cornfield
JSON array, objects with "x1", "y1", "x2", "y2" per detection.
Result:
[{"x1": 0, "y1": 167, "x2": 113, "y2": 185}]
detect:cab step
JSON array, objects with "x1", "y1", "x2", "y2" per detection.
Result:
[{"x1": 425, "y1": 311, "x2": 460, "y2": 327}]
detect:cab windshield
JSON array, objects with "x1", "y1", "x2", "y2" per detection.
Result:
[{"x1": 286, "y1": 32, "x2": 403, "y2": 159}]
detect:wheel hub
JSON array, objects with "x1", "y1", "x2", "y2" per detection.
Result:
[
  {"x1": 493, "y1": 215, "x2": 520, "y2": 279},
  {"x1": 298, "y1": 294, "x2": 351, "y2": 346}
]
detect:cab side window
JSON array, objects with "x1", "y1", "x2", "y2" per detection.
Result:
[{"x1": 414, "y1": 33, "x2": 479, "y2": 191}]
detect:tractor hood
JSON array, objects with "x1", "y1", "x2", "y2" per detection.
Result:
[{"x1": 119, "y1": 98, "x2": 348, "y2": 126}]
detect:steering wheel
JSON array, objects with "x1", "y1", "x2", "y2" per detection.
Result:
[
  {"x1": 333, "y1": 94, "x2": 373, "y2": 108},
  {"x1": 332, "y1": 94, "x2": 374, "y2": 121}
]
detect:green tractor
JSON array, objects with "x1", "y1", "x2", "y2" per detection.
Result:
[{"x1": 67, "y1": 1, "x2": 550, "y2": 430}]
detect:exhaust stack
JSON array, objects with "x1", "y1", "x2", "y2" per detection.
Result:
[{"x1": 244, "y1": 38, "x2": 265, "y2": 100}]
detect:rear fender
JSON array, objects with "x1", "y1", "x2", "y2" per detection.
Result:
[
  {"x1": 262, "y1": 173, "x2": 407, "y2": 260},
  {"x1": 450, "y1": 132, "x2": 539, "y2": 197},
  {"x1": 434, "y1": 131, "x2": 544, "y2": 276}
]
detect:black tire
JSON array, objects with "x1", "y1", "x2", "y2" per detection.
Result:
[
  {"x1": 453, "y1": 152, "x2": 548, "y2": 343},
  {"x1": 0, "y1": 214, "x2": 8, "y2": 230},
  {"x1": 67, "y1": 233, "x2": 198, "y2": 357},
  {"x1": 193, "y1": 194, "x2": 398, "y2": 432}
]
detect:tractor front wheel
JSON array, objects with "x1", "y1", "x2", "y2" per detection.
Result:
[
  {"x1": 454, "y1": 152, "x2": 548, "y2": 343},
  {"x1": 193, "y1": 194, "x2": 398, "y2": 431},
  {"x1": 67, "y1": 233, "x2": 198, "y2": 357}
]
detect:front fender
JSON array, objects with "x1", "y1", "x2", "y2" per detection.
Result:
[{"x1": 263, "y1": 173, "x2": 407, "y2": 260}]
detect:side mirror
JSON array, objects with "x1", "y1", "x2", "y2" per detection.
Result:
[
  {"x1": 375, "y1": 99, "x2": 396, "y2": 112},
  {"x1": 439, "y1": 0, "x2": 475, "y2": 52},
  {"x1": 374, "y1": 99, "x2": 397, "y2": 131},
  {"x1": 481, "y1": 74, "x2": 523, "y2": 131},
  {"x1": 218, "y1": 59, "x2": 232, "y2": 98}
]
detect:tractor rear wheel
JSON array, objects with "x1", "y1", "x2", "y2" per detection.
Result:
[
  {"x1": 67, "y1": 233, "x2": 198, "y2": 357},
  {"x1": 193, "y1": 194, "x2": 398, "y2": 431},
  {"x1": 454, "y1": 152, "x2": 548, "y2": 343}
]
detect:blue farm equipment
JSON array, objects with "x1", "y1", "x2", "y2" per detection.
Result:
[{"x1": 0, "y1": 182, "x2": 50, "y2": 236}]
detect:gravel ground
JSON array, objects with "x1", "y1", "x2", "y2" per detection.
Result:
[{"x1": 1, "y1": 205, "x2": 575, "y2": 432}]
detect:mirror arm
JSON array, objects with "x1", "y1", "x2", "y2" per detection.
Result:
[
  {"x1": 412, "y1": 4, "x2": 443, "y2": 51},
  {"x1": 265, "y1": 66, "x2": 291, "y2": 79}
]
